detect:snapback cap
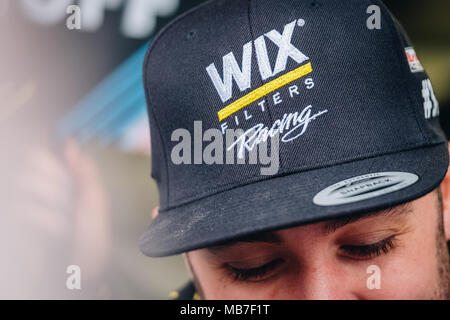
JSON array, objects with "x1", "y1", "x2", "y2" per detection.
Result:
[{"x1": 140, "y1": 0, "x2": 448, "y2": 257}]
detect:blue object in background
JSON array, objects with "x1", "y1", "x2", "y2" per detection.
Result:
[{"x1": 58, "y1": 42, "x2": 151, "y2": 153}]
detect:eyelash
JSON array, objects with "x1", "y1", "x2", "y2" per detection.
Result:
[
  {"x1": 228, "y1": 258, "x2": 284, "y2": 282},
  {"x1": 228, "y1": 237, "x2": 397, "y2": 282},
  {"x1": 340, "y1": 236, "x2": 396, "y2": 260}
]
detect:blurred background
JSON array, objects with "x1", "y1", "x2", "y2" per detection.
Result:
[{"x1": 0, "y1": 0, "x2": 448, "y2": 299}]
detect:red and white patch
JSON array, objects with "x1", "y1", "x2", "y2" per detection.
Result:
[{"x1": 405, "y1": 47, "x2": 424, "y2": 73}]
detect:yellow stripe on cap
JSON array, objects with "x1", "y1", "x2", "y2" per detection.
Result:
[{"x1": 217, "y1": 62, "x2": 313, "y2": 121}]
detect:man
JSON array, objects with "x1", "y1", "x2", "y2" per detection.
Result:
[{"x1": 139, "y1": 0, "x2": 449, "y2": 299}]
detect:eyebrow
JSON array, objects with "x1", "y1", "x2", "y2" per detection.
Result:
[
  {"x1": 207, "y1": 231, "x2": 282, "y2": 253},
  {"x1": 207, "y1": 203, "x2": 413, "y2": 253},
  {"x1": 322, "y1": 202, "x2": 413, "y2": 234}
]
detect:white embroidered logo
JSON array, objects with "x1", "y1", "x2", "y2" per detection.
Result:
[
  {"x1": 227, "y1": 105, "x2": 328, "y2": 158},
  {"x1": 422, "y1": 79, "x2": 439, "y2": 119},
  {"x1": 206, "y1": 20, "x2": 309, "y2": 103}
]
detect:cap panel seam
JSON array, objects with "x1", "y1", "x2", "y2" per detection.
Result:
[
  {"x1": 367, "y1": 0, "x2": 428, "y2": 144},
  {"x1": 143, "y1": 0, "x2": 218, "y2": 205},
  {"x1": 158, "y1": 141, "x2": 446, "y2": 212},
  {"x1": 247, "y1": 0, "x2": 285, "y2": 172},
  {"x1": 246, "y1": 0, "x2": 274, "y2": 124},
  {"x1": 161, "y1": 139, "x2": 439, "y2": 210},
  {"x1": 144, "y1": 55, "x2": 170, "y2": 204}
]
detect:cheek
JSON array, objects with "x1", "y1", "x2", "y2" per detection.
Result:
[
  {"x1": 364, "y1": 236, "x2": 440, "y2": 299},
  {"x1": 201, "y1": 275, "x2": 278, "y2": 300},
  {"x1": 370, "y1": 255, "x2": 438, "y2": 299},
  {"x1": 370, "y1": 207, "x2": 443, "y2": 298}
]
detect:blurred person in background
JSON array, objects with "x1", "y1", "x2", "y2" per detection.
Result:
[
  {"x1": 0, "y1": 0, "x2": 197, "y2": 299},
  {"x1": 7, "y1": 140, "x2": 111, "y2": 298}
]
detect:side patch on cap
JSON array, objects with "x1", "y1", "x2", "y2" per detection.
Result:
[
  {"x1": 405, "y1": 47, "x2": 424, "y2": 73},
  {"x1": 313, "y1": 172, "x2": 419, "y2": 206}
]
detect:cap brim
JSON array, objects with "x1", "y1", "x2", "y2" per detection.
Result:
[{"x1": 140, "y1": 143, "x2": 448, "y2": 257}]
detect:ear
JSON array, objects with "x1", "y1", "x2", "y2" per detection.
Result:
[{"x1": 441, "y1": 143, "x2": 450, "y2": 241}]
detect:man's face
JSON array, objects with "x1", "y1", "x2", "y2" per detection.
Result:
[{"x1": 186, "y1": 190, "x2": 450, "y2": 299}]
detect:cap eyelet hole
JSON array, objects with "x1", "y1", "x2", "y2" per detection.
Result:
[
  {"x1": 187, "y1": 29, "x2": 197, "y2": 40},
  {"x1": 310, "y1": 1, "x2": 320, "y2": 8}
]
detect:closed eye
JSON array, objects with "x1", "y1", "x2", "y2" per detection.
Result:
[
  {"x1": 340, "y1": 236, "x2": 396, "y2": 260},
  {"x1": 228, "y1": 258, "x2": 285, "y2": 282}
]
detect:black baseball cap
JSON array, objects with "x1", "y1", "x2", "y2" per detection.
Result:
[{"x1": 140, "y1": 0, "x2": 448, "y2": 257}]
